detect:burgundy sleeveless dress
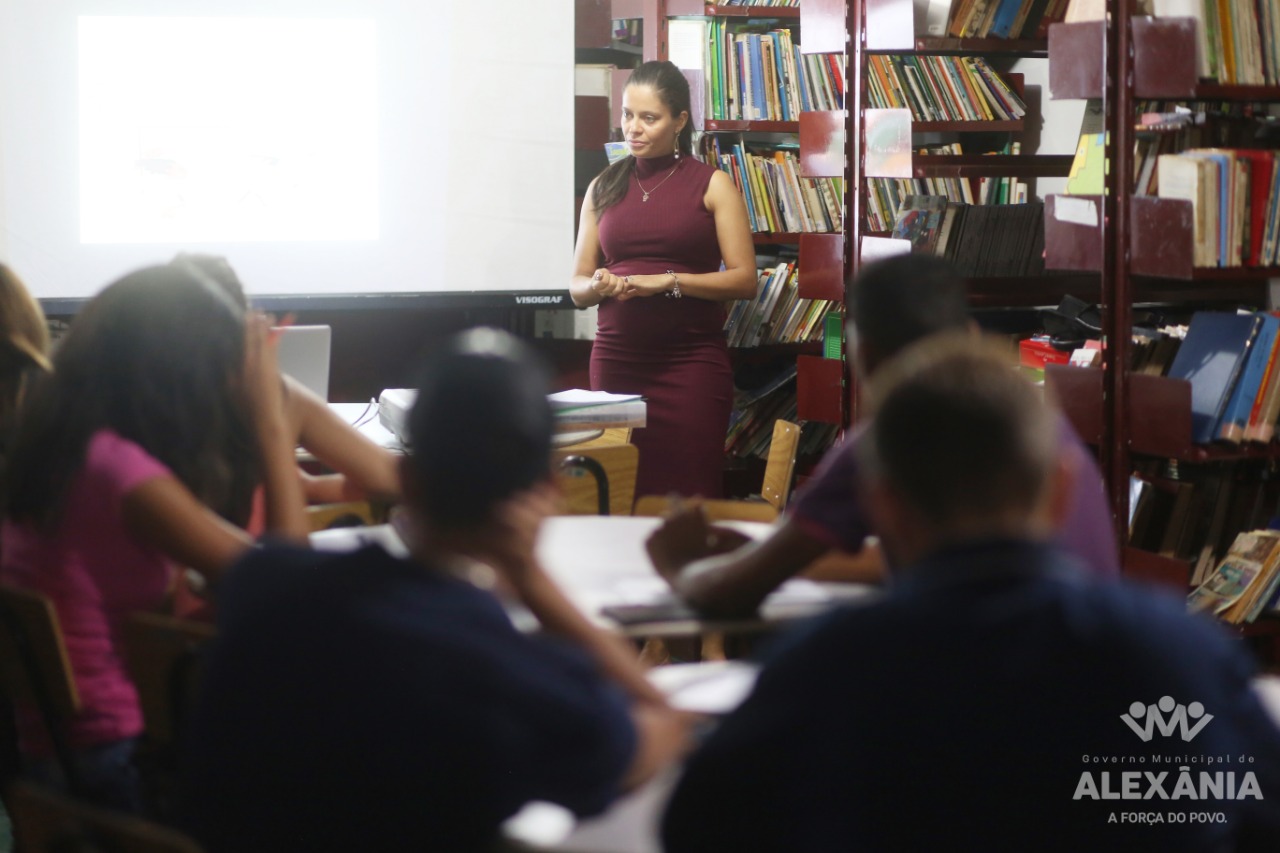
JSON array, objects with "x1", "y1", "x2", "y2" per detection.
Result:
[{"x1": 593, "y1": 153, "x2": 732, "y2": 499}]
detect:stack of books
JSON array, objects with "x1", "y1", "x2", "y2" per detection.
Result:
[
  {"x1": 1156, "y1": 148, "x2": 1280, "y2": 268},
  {"x1": 704, "y1": 23, "x2": 844, "y2": 121},
  {"x1": 889, "y1": 195, "x2": 1046, "y2": 276},
  {"x1": 866, "y1": 55, "x2": 1026, "y2": 123},
  {"x1": 704, "y1": 137, "x2": 843, "y2": 234},
  {"x1": 937, "y1": 0, "x2": 1072, "y2": 39},
  {"x1": 724, "y1": 260, "x2": 839, "y2": 348},
  {"x1": 1188, "y1": 529, "x2": 1280, "y2": 624},
  {"x1": 1151, "y1": 0, "x2": 1280, "y2": 84},
  {"x1": 547, "y1": 390, "x2": 647, "y2": 431}
]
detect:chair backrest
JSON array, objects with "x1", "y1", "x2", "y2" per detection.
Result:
[
  {"x1": 566, "y1": 426, "x2": 633, "y2": 448},
  {"x1": 121, "y1": 613, "x2": 216, "y2": 750},
  {"x1": 0, "y1": 583, "x2": 85, "y2": 795},
  {"x1": 306, "y1": 500, "x2": 378, "y2": 533},
  {"x1": 8, "y1": 779, "x2": 205, "y2": 853},
  {"x1": 0, "y1": 584, "x2": 80, "y2": 721},
  {"x1": 760, "y1": 419, "x2": 801, "y2": 511},
  {"x1": 632, "y1": 495, "x2": 779, "y2": 523},
  {"x1": 551, "y1": 443, "x2": 639, "y2": 516}
]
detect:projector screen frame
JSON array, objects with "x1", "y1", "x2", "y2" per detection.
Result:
[{"x1": 38, "y1": 290, "x2": 574, "y2": 316}]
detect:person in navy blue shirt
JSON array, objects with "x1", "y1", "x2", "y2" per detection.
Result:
[
  {"x1": 182, "y1": 328, "x2": 688, "y2": 853},
  {"x1": 662, "y1": 335, "x2": 1280, "y2": 852}
]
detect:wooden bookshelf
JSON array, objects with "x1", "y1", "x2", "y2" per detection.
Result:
[
  {"x1": 912, "y1": 154, "x2": 1073, "y2": 177},
  {"x1": 704, "y1": 120, "x2": 801, "y2": 132},
  {"x1": 909, "y1": 37, "x2": 1048, "y2": 56},
  {"x1": 965, "y1": 274, "x2": 1099, "y2": 308},
  {"x1": 1046, "y1": 366, "x2": 1280, "y2": 465},
  {"x1": 670, "y1": 3, "x2": 802, "y2": 19},
  {"x1": 912, "y1": 119, "x2": 1024, "y2": 132},
  {"x1": 752, "y1": 232, "x2": 804, "y2": 244}
]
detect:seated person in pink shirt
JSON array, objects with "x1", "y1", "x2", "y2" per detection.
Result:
[
  {"x1": 169, "y1": 252, "x2": 400, "y2": 507},
  {"x1": 647, "y1": 255, "x2": 1120, "y2": 618},
  {"x1": 0, "y1": 264, "x2": 308, "y2": 811}
]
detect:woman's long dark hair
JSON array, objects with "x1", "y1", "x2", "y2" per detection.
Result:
[
  {"x1": 591, "y1": 60, "x2": 694, "y2": 218},
  {"x1": 4, "y1": 265, "x2": 261, "y2": 531}
]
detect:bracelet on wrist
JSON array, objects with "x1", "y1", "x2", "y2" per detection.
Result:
[{"x1": 665, "y1": 270, "x2": 682, "y2": 299}]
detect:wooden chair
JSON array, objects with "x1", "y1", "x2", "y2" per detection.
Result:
[
  {"x1": 121, "y1": 613, "x2": 215, "y2": 822},
  {"x1": 305, "y1": 500, "x2": 379, "y2": 532},
  {"x1": 0, "y1": 583, "x2": 84, "y2": 796},
  {"x1": 633, "y1": 495, "x2": 779, "y2": 523},
  {"x1": 7, "y1": 779, "x2": 204, "y2": 853},
  {"x1": 121, "y1": 614, "x2": 215, "y2": 753},
  {"x1": 563, "y1": 426, "x2": 633, "y2": 448},
  {"x1": 760, "y1": 419, "x2": 801, "y2": 512},
  {"x1": 552, "y1": 443, "x2": 639, "y2": 515}
]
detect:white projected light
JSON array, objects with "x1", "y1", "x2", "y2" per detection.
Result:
[
  {"x1": 0, "y1": 2, "x2": 570, "y2": 300},
  {"x1": 79, "y1": 17, "x2": 378, "y2": 244}
]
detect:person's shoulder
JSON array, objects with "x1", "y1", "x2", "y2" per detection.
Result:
[
  {"x1": 82, "y1": 428, "x2": 173, "y2": 490},
  {"x1": 219, "y1": 544, "x2": 414, "y2": 628},
  {"x1": 85, "y1": 428, "x2": 155, "y2": 466},
  {"x1": 1057, "y1": 574, "x2": 1249, "y2": 665}
]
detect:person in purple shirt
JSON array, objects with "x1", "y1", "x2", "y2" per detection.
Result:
[{"x1": 647, "y1": 254, "x2": 1120, "y2": 617}]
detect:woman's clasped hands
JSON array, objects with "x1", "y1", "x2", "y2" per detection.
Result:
[{"x1": 591, "y1": 268, "x2": 672, "y2": 301}]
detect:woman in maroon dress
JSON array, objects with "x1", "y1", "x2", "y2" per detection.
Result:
[{"x1": 570, "y1": 61, "x2": 756, "y2": 501}]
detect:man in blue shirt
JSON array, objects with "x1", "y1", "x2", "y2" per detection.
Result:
[
  {"x1": 183, "y1": 329, "x2": 688, "y2": 853},
  {"x1": 662, "y1": 335, "x2": 1280, "y2": 852}
]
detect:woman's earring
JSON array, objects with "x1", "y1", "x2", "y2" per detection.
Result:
[{"x1": 674, "y1": 143, "x2": 681, "y2": 160}]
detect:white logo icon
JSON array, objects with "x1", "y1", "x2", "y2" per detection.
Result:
[{"x1": 1121, "y1": 696, "x2": 1213, "y2": 743}]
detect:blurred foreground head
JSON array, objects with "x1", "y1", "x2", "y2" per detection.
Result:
[
  {"x1": 847, "y1": 254, "x2": 969, "y2": 375},
  {"x1": 857, "y1": 334, "x2": 1065, "y2": 566},
  {"x1": 406, "y1": 328, "x2": 554, "y2": 529}
]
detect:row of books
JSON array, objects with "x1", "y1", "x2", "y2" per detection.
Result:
[
  {"x1": 1131, "y1": 111, "x2": 1269, "y2": 195},
  {"x1": 724, "y1": 260, "x2": 839, "y2": 348},
  {"x1": 1128, "y1": 455, "x2": 1280, "y2": 592},
  {"x1": 1152, "y1": 0, "x2": 1280, "y2": 85},
  {"x1": 721, "y1": 0, "x2": 800, "y2": 6},
  {"x1": 727, "y1": 365, "x2": 797, "y2": 457},
  {"x1": 704, "y1": 137, "x2": 843, "y2": 234},
  {"x1": 887, "y1": 196, "x2": 1047, "y2": 277},
  {"x1": 1158, "y1": 310, "x2": 1280, "y2": 446},
  {"x1": 1188, "y1": 528, "x2": 1280, "y2": 624},
  {"x1": 866, "y1": 55, "x2": 1026, "y2": 123},
  {"x1": 1156, "y1": 148, "x2": 1280, "y2": 268},
  {"x1": 725, "y1": 363, "x2": 840, "y2": 461},
  {"x1": 704, "y1": 22, "x2": 845, "y2": 121},
  {"x1": 866, "y1": 145, "x2": 1029, "y2": 230},
  {"x1": 937, "y1": 0, "x2": 1071, "y2": 39}
]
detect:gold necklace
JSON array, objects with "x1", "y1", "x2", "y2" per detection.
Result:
[{"x1": 635, "y1": 161, "x2": 681, "y2": 202}]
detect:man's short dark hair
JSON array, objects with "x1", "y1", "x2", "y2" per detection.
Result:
[
  {"x1": 858, "y1": 334, "x2": 1056, "y2": 530},
  {"x1": 848, "y1": 255, "x2": 968, "y2": 360},
  {"x1": 407, "y1": 328, "x2": 554, "y2": 527}
]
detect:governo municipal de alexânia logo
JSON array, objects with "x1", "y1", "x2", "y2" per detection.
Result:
[{"x1": 1121, "y1": 696, "x2": 1214, "y2": 743}]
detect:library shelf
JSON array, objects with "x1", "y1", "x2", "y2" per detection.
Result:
[
  {"x1": 964, "y1": 274, "x2": 1099, "y2": 308},
  {"x1": 1122, "y1": 547, "x2": 1191, "y2": 591},
  {"x1": 1052, "y1": 195, "x2": 1280, "y2": 282},
  {"x1": 912, "y1": 153, "x2": 1074, "y2": 178},
  {"x1": 752, "y1": 232, "x2": 804, "y2": 244},
  {"x1": 1046, "y1": 366, "x2": 1280, "y2": 465},
  {"x1": 704, "y1": 120, "x2": 801, "y2": 132},
  {"x1": 681, "y1": 4, "x2": 802, "y2": 19},
  {"x1": 912, "y1": 120, "x2": 1024, "y2": 133},
  {"x1": 905, "y1": 37, "x2": 1047, "y2": 57},
  {"x1": 732, "y1": 340, "x2": 824, "y2": 355},
  {"x1": 796, "y1": 354, "x2": 845, "y2": 425},
  {"x1": 1050, "y1": 18, "x2": 1280, "y2": 102}
]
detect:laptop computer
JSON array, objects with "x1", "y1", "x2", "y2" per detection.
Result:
[{"x1": 274, "y1": 324, "x2": 332, "y2": 400}]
